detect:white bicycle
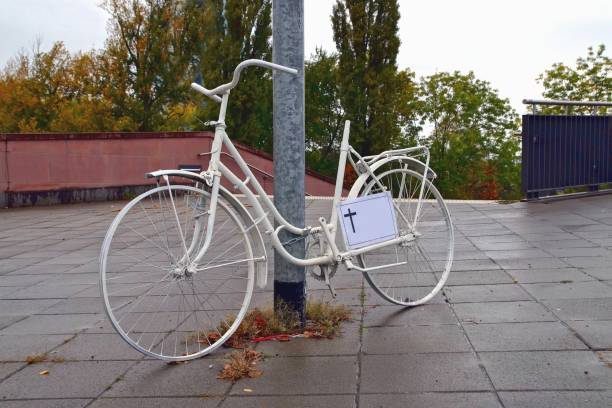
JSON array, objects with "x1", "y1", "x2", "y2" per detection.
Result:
[{"x1": 100, "y1": 59, "x2": 454, "y2": 361}]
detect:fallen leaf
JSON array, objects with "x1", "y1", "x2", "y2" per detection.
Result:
[
  {"x1": 243, "y1": 388, "x2": 253, "y2": 393},
  {"x1": 39, "y1": 370, "x2": 49, "y2": 376},
  {"x1": 166, "y1": 360, "x2": 188, "y2": 365}
]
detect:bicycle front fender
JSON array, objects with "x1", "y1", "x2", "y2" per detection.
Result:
[
  {"x1": 347, "y1": 156, "x2": 437, "y2": 199},
  {"x1": 146, "y1": 169, "x2": 268, "y2": 288}
]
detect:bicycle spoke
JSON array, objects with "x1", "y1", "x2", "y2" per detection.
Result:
[{"x1": 101, "y1": 184, "x2": 255, "y2": 360}]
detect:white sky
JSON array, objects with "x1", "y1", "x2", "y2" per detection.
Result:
[{"x1": 1, "y1": 0, "x2": 610, "y2": 114}]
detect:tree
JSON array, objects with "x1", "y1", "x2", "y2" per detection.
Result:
[
  {"x1": 0, "y1": 41, "x2": 131, "y2": 133},
  {"x1": 194, "y1": 0, "x2": 273, "y2": 150},
  {"x1": 304, "y1": 49, "x2": 344, "y2": 176},
  {"x1": 102, "y1": 0, "x2": 203, "y2": 130},
  {"x1": 537, "y1": 44, "x2": 611, "y2": 114},
  {"x1": 418, "y1": 71, "x2": 520, "y2": 199},
  {"x1": 331, "y1": 0, "x2": 419, "y2": 156}
]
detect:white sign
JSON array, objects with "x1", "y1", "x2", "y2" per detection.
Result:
[{"x1": 336, "y1": 192, "x2": 398, "y2": 250}]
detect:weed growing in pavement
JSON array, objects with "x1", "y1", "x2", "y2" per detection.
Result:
[{"x1": 188, "y1": 299, "x2": 352, "y2": 382}]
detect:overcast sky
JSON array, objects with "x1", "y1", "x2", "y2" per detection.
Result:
[{"x1": 0, "y1": 0, "x2": 610, "y2": 114}]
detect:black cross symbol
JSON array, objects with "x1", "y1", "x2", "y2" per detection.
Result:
[{"x1": 344, "y1": 208, "x2": 357, "y2": 233}]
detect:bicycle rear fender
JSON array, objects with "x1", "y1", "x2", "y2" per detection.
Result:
[
  {"x1": 347, "y1": 156, "x2": 437, "y2": 199},
  {"x1": 146, "y1": 170, "x2": 268, "y2": 288}
]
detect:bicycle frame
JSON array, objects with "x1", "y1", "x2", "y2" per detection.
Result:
[{"x1": 179, "y1": 92, "x2": 430, "y2": 273}]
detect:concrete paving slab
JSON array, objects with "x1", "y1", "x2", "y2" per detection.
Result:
[
  {"x1": 0, "y1": 275, "x2": 48, "y2": 287},
  {"x1": 6, "y1": 263, "x2": 81, "y2": 275},
  {"x1": 359, "y1": 392, "x2": 502, "y2": 408},
  {"x1": 546, "y1": 247, "x2": 612, "y2": 258},
  {"x1": 42, "y1": 273, "x2": 99, "y2": 286},
  {"x1": 448, "y1": 259, "x2": 501, "y2": 271},
  {"x1": 10, "y1": 251, "x2": 66, "y2": 260},
  {"x1": 480, "y1": 351, "x2": 612, "y2": 390},
  {"x1": 221, "y1": 395, "x2": 355, "y2": 408},
  {"x1": 90, "y1": 397, "x2": 220, "y2": 407},
  {"x1": 532, "y1": 239, "x2": 598, "y2": 249},
  {"x1": 498, "y1": 391, "x2": 611, "y2": 408},
  {"x1": 363, "y1": 304, "x2": 457, "y2": 327},
  {"x1": 464, "y1": 322, "x2": 588, "y2": 351},
  {"x1": 36, "y1": 255, "x2": 98, "y2": 266},
  {"x1": 0, "y1": 399, "x2": 92, "y2": 408},
  {"x1": 362, "y1": 324, "x2": 470, "y2": 354},
  {"x1": 0, "y1": 314, "x2": 102, "y2": 335},
  {"x1": 0, "y1": 316, "x2": 27, "y2": 331},
  {"x1": 0, "y1": 258, "x2": 44, "y2": 275},
  {"x1": 0, "y1": 334, "x2": 73, "y2": 362},
  {"x1": 505, "y1": 268, "x2": 593, "y2": 283},
  {"x1": 494, "y1": 257, "x2": 570, "y2": 270},
  {"x1": 52, "y1": 334, "x2": 144, "y2": 361},
  {"x1": 442, "y1": 270, "x2": 514, "y2": 286},
  {"x1": 543, "y1": 298, "x2": 612, "y2": 321},
  {"x1": 7, "y1": 284, "x2": 91, "y2": 300},
  {"x1": 519, "y1": 232, "x2": 578, "y2": 242},
  {"x1": 566, "y1": 320, "x2": 612, "y2": 349},
  {"x1": 0, "y1": 287, "x2": 20, "y2": 298},
  {"x1": 0, "y1": 363, "x2": 24, "y2": 381},
  {"x1": 472, "y1": 241, "x2": 533, "y2": 251},
  {"x1": 453, "y1": 301, "x2": 555, "y2": 324},
  {"x1": 522, "y1": 281, "x2": 612, "y2": 300},
  {"x1": 583, "y1": 267, "x2": 612, "y2": 280},
  {"x1": 360, "y1": 353, "x2": 492, "y2": 393},
  {"x1": 561, "y1": 256, "x2": 612, "y2": 268},
  {"x1": 38, "y1": 297, "x2": 107, "y2": 315},
  {"x1": 229, "y1": 356, "x2": 357, "y2": 395},
  {"x1": 443, "y1": 284, "x2": 531, "y2": 303},
  {"x1": 0, "y1": 361, "x2": 133, "y2": 399},
  {"x1": 485, "y1": 249, "x2": 552, "y2": 260},
  {"x1": 102, "y1": 359, "x2": 229, "y2": 397},
  {"x1": 469, "y1": 235, "x2": 526, "y2": 244}
]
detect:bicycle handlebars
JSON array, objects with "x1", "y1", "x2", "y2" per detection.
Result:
[{"x1": 190, "y1": 59, "x2": 298, "y2": 103}]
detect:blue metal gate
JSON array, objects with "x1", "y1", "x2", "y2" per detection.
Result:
[{"x1": 521, "y1": 114, "x2": 611, "y2": 198}]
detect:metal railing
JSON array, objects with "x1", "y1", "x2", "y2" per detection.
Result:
[
  {"x1": 523, "y1": 99, "x2": 612, "y2": 115},
  {"x1": 521, "y1": 100, "x2": 611, "y2": 199}
]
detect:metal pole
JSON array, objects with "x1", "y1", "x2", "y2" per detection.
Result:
[{"x1": 272, "y1": 0, "x2": 306, "y2": 324}]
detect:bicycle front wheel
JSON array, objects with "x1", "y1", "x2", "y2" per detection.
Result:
[
  {"x1": 100, "y1": 184, "x2": 255, "y2": 361},
  {"x1": 357, "y1": 168, "x2": 453, "y2": 306}
]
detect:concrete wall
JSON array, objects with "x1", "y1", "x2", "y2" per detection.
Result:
[{"x1": 0, "y1": 132, "x2": 342, "y2": 207}]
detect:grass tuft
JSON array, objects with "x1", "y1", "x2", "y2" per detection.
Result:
[
  {"x1": 188, "y1": 299, "x2": 351, "y2": 382},
  {"x1": 217, "y1": 348, "x2": 263, "y2": 382},
  {"x1": 25, "y1": 353, "x2": 47, "y2": 364},
  {"x1": 305, "y1": 300, "x2": 351, "y2": 338},
  {"x1": 190, "y1": 299, "x2": 351, "y2": 349},
  {"x1": 25, "y1": 352, "x2": 65, "y2": 364}
]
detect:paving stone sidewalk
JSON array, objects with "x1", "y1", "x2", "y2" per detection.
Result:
[{"x1": 0, "y1": 196, "x2": 611, "y2": 407}]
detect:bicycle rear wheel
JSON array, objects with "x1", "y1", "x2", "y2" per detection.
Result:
[
  {"x1": 100, "y1": 184, "x2": 255, "y2": 361},
  {"x1": 357, "y1": 168, "x2": 453, "y2": 306}
]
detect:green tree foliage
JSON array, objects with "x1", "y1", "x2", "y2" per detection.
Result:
[
  {"x1": 537, "y1": 44, "x2": 611, "y2": 114},
  {"x1": 304, "y1": 49, "x2": 344, "y2": 176},
  {"x1": 194, "y1": 0, "x2": 273, "y2": 150},
  {"x1": 418, "y1": 71, "x2": 520, "y2": 199},
  {"x1": 102, "y1": 0, "x2": 203, "y2": 131},
  {"x1": 331, "y1": 0, "x2": 419, "y2": 156}
]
